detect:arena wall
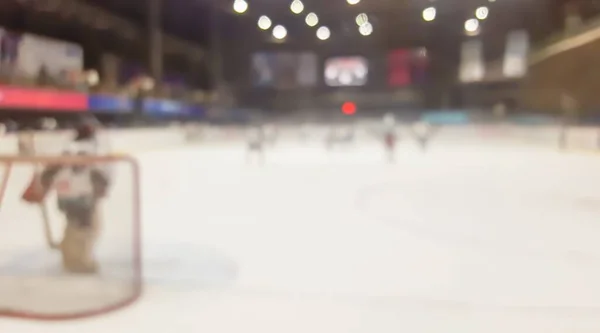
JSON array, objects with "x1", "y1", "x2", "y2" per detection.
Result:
[
  {"x1": 0, "y1": 123, "x2": 596, "y2": 156},
  {"x1": 413, "y1": 124, "x2": 599, "y2": 152},
  {"x1": 0, "y1": 127, "x2": 188, "y2": 155}
]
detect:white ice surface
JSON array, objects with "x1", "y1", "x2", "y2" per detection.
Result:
[{"x1": 4, "y1": 139, "x2": 600, "y2": 332}]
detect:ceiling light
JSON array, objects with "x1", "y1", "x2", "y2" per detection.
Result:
[
  {"x1": 355, "y1": 13, "x2": 368, "y2": 26},
  {"x1": 464, "y1": 18, "x2": 480, "y2": 35},
  {"x1": 291, "y1": 0, "x2": 304, "y2": 14},
  {"x1": 347, "y1": 0, "x2": 360, "y2": 4},
  {"x1": 232, "y1": 0, "x2": 248, "y2": 14},
  {"x1": 422, "y1": 7, "x2": 436, "y2": 21},
  {"x1": 305, "y1": 12, "x2": 319, "y2": 26},
  {"x1": 257, "y1": 15, "x2": 272, "y2": 30},
  {"x1": 359, "y1": 22, "x2": 373, "y2": 36},
  {"x1": 316, "y1": 26, "x2": 330, "y2": 40},
  {"x1": 272, "y1": 25, "x2": 287, "y2": 39},
  {"x1": 475, "y1": 6, "x2": 489, "y2": 20}
]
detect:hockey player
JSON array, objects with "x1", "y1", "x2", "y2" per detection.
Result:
[
  {"x1": 263, "y1": 123, "x2": 278, "y2": 147},
  {"x1": 325, "y1": 125, "x2": 355, "y2": 150},
  {"x1": 411, "y1": 121, "x2": 435, "y2": 151},
  {"x1": 299, "y1": 123, "x2": 309, "y2": 142},
  {"x1": 382, "y1": 113, "x2": 397, "y2": 162},
  {"x1": 340, "y1": 126, "x2": 355, "y2": 143},
  {"x1": 21, "y1": 123, "x2": 110, "y2": 274},
  {"x1": 246, "y1": 125, "x2": 265, "y2": 164},
  {"x1": 325, "y1": 126, "x2": 337, "y2": 150},
  {"x1": 17, "y1": 126, "x2": 35, "y2": 156}
]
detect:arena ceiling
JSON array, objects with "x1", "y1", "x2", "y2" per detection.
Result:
[
  {"x1": 0, "y1": 0, "x2": 567, "y2": 91},
  {"x1": 67, "y1": 0, "x2": 564, "y2": 92},
  {"x1": 41, "y1": 0, "x2": 563, "y2": 50},
  {"x1": 216, "y1": 0, "x2": 560, "y2": 47}
]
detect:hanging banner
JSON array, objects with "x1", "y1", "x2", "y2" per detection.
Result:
[
  {"x1": 459, "y1": 39, "x2": 485, "y2": 82},
  {"x1": 388, "y1": 49, "x2": 411, "y2": 87},
  {"x1": 251, "y1": 53, "x2": 276, "y2": 87},
  {"x1": 410, "y1": 48, "x2": 429, "y2": 85},
  {"x1": 296, "y1": 52, "x2": 318, "y2": 87},
  {"x1": 0, "y1": 86, "x2": 87, "y2": 111},
  {"x1": 251, "y1": 52, "x2": 318, "y2": 88},
  {"x1": 503, "y1": 30, "x2": 529, "y2": 78}
]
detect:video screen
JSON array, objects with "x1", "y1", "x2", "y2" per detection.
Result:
[{"x1": 324, "y1": 57, "x2": 369, "y2": 87}]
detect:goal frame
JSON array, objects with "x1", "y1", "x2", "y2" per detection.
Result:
[{"x1": 0, "y1": 154, "x2": 142, "y2": 321}]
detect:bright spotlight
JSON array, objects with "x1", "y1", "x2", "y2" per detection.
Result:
[
  {"x1": 291, "y1": 0, "x2": 304, "y2": 14},
  {"x1": 359, "y1": 22, "x2": 373, "y2": 36},
  {"x1": 316, "y1": 26, "x2": 330, "y2": 40},
  {"x1": 272, "y1": 25, "x2": 287, "y2": 39},
  {"x1": 305, "y1": 12, "x2": 319, "y2": 26},
  {"x1": 257, "y1": 15, "x2": 272, "y2": 30},
  {"x1": 355, "y1": 13, "x2": 368, "y2": 26},
  {"x1": 422, "y1": 7, "x2": 436, "y2": 22},
  {"x1": 233, "y1": 0, "x2": 248, "y2": 14},
  {"x1": 347, "y1": 0, "x2": 360, "y2": 5},
  {"x1": 475, "y1": 6, "x2": 489, "y2": 20},
  {"x1": 464, "y1": 18, "x2": 480, "y2": 35}
]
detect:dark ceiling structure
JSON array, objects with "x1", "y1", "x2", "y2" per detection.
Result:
[
  {"x1": 0, "y1": 0, "x2": 566, "y2": 61},
  {"x1": 17, "y1": 0, "x2": 561, "y2": 51},
  {"x1": 219, "y1": 0, "x2": 562, "y2": 46},
  {"x1": 0, "y1": 0, "x2": 573, "y2": 95},
  {"x1": 80, "y1": 0, "x2": 214, "y2": 47}
]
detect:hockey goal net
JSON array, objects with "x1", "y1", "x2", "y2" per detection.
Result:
[{"x1": 0, "y1": 154, "x2": 141, "y2": 320}]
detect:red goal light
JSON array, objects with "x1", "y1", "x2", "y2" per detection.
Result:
[{"x1": 341, "y1": 102, "x2": 357, "y2": 115}]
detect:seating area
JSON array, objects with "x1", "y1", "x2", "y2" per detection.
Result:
[
  {"x1": 523, "y1": 9, "x2": 600, "y2": 113},
  {"x1": 0, "y1": 52, "x2": 212, "y2": 105}
]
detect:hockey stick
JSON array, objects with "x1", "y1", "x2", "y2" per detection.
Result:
[
  {"x1": 0, "y1": 163, "x2": 13, "y2": 208},
  {"x1": 33, "y1": 164, "x2": 60, "y2": 250},
  {"x1": 39, "y1": 200, "x2": 60, "y2": 250}
]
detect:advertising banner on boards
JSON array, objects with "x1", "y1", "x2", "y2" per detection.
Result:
[
  {"x1": 87, "y1": 95, "x2": 134, "y2": 112},
  {"x1": 0, "y1": 85, "x2": 87, "y2": 111}
]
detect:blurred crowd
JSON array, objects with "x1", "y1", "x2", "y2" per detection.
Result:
[{"x1": 0, "y1": 27, "x2": 213, "y2": 105}]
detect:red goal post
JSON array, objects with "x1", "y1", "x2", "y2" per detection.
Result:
[{"x1": 0, "y1": 154, "x2": 142, "y2": 320}]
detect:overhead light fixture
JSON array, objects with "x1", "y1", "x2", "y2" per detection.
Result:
[
  {"x1": 422, "y1": 7, "x2": 436, "y2": 21},
  {"x1": 359, "y1": 22, "x2": 373, "y2": 36},
  {"x1": 464, "y1": 18, "x2": 480, "y2": 35},
  {"x1": 475, "y1": 6, "x2": 489, "y2": 20},
  {"x1": 347, "y1": 0, "x2": 360, "y2": 5},
  {"x1": 273, "y1": 25, "x2": 288, "y2": 39},
  {"x1": 290, "y1": 0, "x2": 304, "y2": 14},
  {"x1": 233, "y1": 0, "x2": 248, "y2": 14},
  {"x1": 305, "y1": 12, "x2": 319, "y2": 27},
  {"x1": 257, "y1": 15, "x2": 272, "y2": 30},
  {"x1": 355, "y1": 13, "x2": 368, "y2": 26},
  {"x1": 316, "y1": 26, "x2": 331, "y2": 40}
]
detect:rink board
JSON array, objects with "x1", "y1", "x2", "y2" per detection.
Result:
[{"x1": 186, "y1": 123, "x2": 600, "y2": 153}]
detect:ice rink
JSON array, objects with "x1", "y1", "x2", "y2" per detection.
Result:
[{"x1": 4, "y1": 134, "x2": 600, "y2": 333}]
